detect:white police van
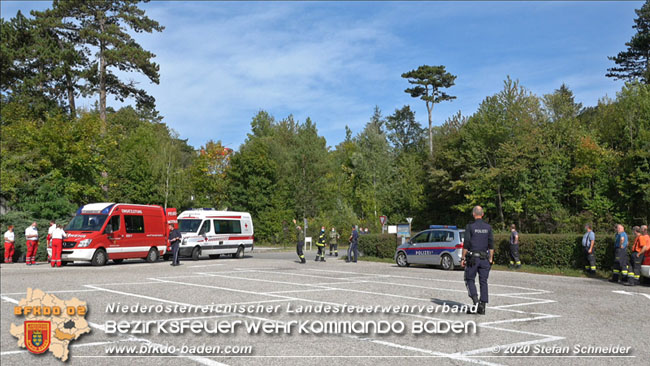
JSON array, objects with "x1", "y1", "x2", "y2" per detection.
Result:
[
  {"x1": 394, "y1": 225, "x2": 464, "y2": 270},
  {"x1": 169, "y1": 209, "x2": 254, "y2": 260}
]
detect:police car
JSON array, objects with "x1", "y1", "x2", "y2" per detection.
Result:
[{"x1": 394, "y1": 225, "x2": 464, "y2": 270}]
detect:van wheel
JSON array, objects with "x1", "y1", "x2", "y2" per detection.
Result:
[
  {"x1": 441, "y1": 254, "x2": 455, "y2": 270},
  {"x1": 146, "y1": 248, "x2": 159, "y2": 263},
  {"x1": 233, "y1": 245, "x2": 244, "y2": 259},
  {"x1": 113, "y1": 259, "x2": 124, "y2": 264},
  {"x1": 91, "y1": 249, "x2": 107, "y2": 266},
  {"x1": 209, "y1": 254, "x2": 221, "y2": 259},
  {"x1": 396, "y1": 252, "x2": 409, "y2": 267},
  {"x1": 191, "y1": 247, "x2": 201, "y2": 261},
  {"x1": 60, "y1": 261, "x2": 68, "y2": 266}
]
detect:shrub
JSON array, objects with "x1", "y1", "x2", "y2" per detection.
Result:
[
  {"x1": 493, "y1": 233, "x2": 616, "y2": 269},
  {"x1": 358, "y1": 234, "x2": 399, "y2": 258}
]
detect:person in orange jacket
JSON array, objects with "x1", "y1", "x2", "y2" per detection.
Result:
[{"x1": 626, "y1": 225, "x2": 650, "y2": 286}]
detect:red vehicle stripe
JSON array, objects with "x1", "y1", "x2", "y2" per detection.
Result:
[
  {"x1": 406, "y1": 246, "x2": 461, "y2": 250},
  {"x1": 227, "y1": 235, "x2": 254, "y2": 240},
  {"x1": 206, "y1": 216, "x2": 242, "y2": 219}
]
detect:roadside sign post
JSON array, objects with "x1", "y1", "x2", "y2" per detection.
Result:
[
  {"x1": 379, "y1": 215, "x2": 387, "y2": 233},
  {"x1": 406, "y1": 217, "x2": 413, "y2": 238}
]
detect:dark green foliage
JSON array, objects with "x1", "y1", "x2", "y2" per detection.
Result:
[
  {"x1": 493, "y1": 233, "x2": 615, "y2": 269},
  {"x1": 358, "y1": 234, "x2": 399, "y2": 258}
]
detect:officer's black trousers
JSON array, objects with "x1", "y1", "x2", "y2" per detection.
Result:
[
  {"x1": 172, "y1": 243, "x2": 180, "y2": 265},
  {"x1": 296, "y1": 241, "x2": 305, "y2": 262},
  {"x1": 613, "y1": 247, "x2": 629, "y2": 278},
  {"x1": 465, "y1": 258, "x2": 491, "y2": 303},
  {"x1": 509, "y1": 244, "x2": 520, "y2": 265},
  {"x1": 347, "y1": 243, "x2": 358, "y2": 262}
]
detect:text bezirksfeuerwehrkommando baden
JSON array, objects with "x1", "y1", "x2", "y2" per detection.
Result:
[{"x1": 104, "y1": 302, "x2": 478, "y2": 336}]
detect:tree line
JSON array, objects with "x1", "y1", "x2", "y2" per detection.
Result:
[{"x1": 1, "y1": 1, "x2": 649, "y2": 243}]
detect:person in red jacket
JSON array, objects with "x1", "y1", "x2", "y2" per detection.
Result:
[{"x1": 25, "y1": 222, "x2": 39, "y2": 265}]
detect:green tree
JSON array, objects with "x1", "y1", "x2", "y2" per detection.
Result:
[
  {"x1": 401, "y1": 65, "x2": 456, "y2": 156},
  {"x1": 607, "y1": 0, "x2": 650, "y2": 83},
  {"x1": 54, "y1": 0, "x2": 164, "y2": 128}
]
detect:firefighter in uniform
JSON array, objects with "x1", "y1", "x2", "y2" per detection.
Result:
[
  {"x1": 4, "y1": 225, "x2": 15, "y2": 263},
  {"x1": 626, "y1": 226, "x2": 649, "y2": 286},
  {"x1": 461, "y1": 206, "x2": 494, "y2": 315},
  {"x1": 25, "y1": 222, "x2": 39, "y2": 266},
  {"x1": 293, "y1": 219, "x2": 306, "y2": 264},
  {"x1": 508, "y1": 224, "x2": 521, "y2": 269},
  {"x1": 316, "y1": 227, "x2": 326, "y2": 262},
  {"x1": 610, "y1": 224, "x2": 629, "y2": 283},
  {"x1": 51, "y1": 224, "x2": 67, "y2": 268},
  {"x1": 329, "y1": 227, "x2": 340, "y2": 256},
  {"x1": 582, "y1": 224, "x2": 596, "y2": 274}
]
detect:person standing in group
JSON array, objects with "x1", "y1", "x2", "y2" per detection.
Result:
[
  {"x1": 51, "y1": 223, "x2": 67, "y2": 268},
  {"x1": 315, "y1": 227, "x2": 326, "y2": 262},
  {"x1": 3, "y1": 225, "x2": 15, "y2": 264},
  {"x1": 293, "y1": 219, "x2": 306, "y2": 264},
  {"x1": 168, "y1": 223, "x2": 182, "y2": 266},
  {"x1": 25, "y1": 222, "x2": 39, "y2": 266},
  {"x1": 347, "y1": 225, "x2": 359, "y2": 263},
  {"x1": 626, "y1": 226, "x2": 649, "y2": 286},
  {"x1": 329, "y1": 227, "x2": 339, "y2": 257},
  {"x1": 47, "y1": 220, "x2": 56, "y2": 263},
  {"x1": 582, "y1": 224, "x2": 597, "y2": 274},
  {"x1": 461, "y1": 206, "x2": 494, "y2": 315},
  {"x1": 610, "y1": 224, "x2": 629, "y2": 283},
  {"x1": 508, "y1": 224, "x2": 521, "y2": 269}
]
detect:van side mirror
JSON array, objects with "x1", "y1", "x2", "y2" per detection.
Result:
[{"x1": 105, "y1": 225, "x2": 113, "y2": 234}]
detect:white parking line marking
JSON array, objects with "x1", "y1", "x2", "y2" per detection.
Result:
[
  {"x1": 189, "y1": 264, "x2": 225, "y2": 268},
  {"x1": 148, "y1": 277, "x2": 499, "y2": 365}
]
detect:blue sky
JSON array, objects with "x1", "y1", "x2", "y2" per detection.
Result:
[{"x1": 1, "y1": 1, "x2": 643, "y2": 150}]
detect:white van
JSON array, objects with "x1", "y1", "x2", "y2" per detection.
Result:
[{"x1": 168, "y1": 209, "x2": 254, "y2": 260}]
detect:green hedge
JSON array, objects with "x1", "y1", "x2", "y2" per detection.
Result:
[
  {"x1": 358, "y1": 234, "x2": 399, "y2": 258},
  {"x1": 493, "y1": 233, "x2": 616, "y2": 269},
  {"x1": 357, "y1": 232, "x2": 619, "y2": 270}
]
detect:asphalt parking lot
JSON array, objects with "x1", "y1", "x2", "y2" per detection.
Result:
[{"x1": 1, "y1": 249, "x2": 649, "y2": 366}]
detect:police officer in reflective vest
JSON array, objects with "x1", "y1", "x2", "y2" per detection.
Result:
[{"x1": 461, "y1": 206, "x2": 494, "y2": 315}]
